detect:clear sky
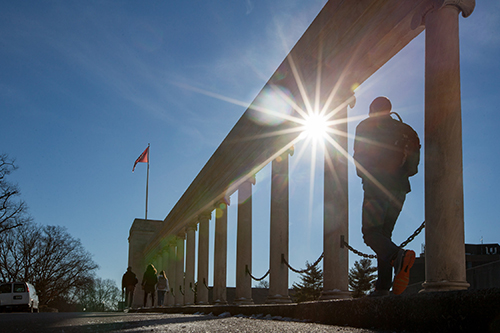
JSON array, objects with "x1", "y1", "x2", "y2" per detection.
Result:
[{"x1": 1, "y1": 1, "x2": 499, "y2": 289}]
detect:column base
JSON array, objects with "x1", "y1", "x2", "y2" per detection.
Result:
[
  {"x1": 234, "y1": 297, "x2": 254, "y2": 305},
  {"x1": 420, "y1": 280, "x2": 470, "y2": 293},
  {"x1": 266, "y1": 294, "x2": 292, "y2": 304},
  {"x1": 213, "y1": 299, "x2": 228, "y2": 305},
  {"x1": 319, "y1": 289, "x2": 352, "y2": 300}
]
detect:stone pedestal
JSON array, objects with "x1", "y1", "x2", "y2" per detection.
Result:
[
  {"x1": 184, "y1": 225, "x2": 197, "y2": 305},
  {"x1": 267, "y1": 152, "x2": 292, "y2": 304},
  {"x1": 321, "y1": 101, "x2": 352, "y2": 300},
  {"x1": 196, "y1": 213, "x2": 211, "y2": 304},
  {"x1": 128, "y1": 218, "x2": 163, "y2": 308},
  {"x1": 235, "y1": 177, "x2": 255, "y2": 305},
  {"x1": 421, "y1": 1, "x2": 474, "y2": 293},
  {"x1": 213, "y1": 199, "x2": 229, "y2": 305}
]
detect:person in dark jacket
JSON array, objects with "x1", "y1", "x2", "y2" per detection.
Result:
[
  {"x1": 121, "y1": 267, "x2": 138, "y2": 308},
  {"x1": 353, "y1": 96, "x2": 416, "y2": 297},
  {"x1": 142, "y1": 264, "x2": 158, "y2": 307}
]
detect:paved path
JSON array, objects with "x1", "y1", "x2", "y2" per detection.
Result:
[{"x1": 0, "y1": 312, "x2": 392, "y2": 332}]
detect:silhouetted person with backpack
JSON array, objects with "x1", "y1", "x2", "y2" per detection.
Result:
[
  {"x1": 122, "y1": 267, "x2": 138, "y2": 308},
  {"x1": 353, "y1": 96, "x2": 420, "y2": 297}
]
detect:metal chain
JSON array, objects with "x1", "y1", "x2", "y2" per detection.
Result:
[
  {"x1": 246, "y1": 265, "x2": 270, "y2": 281},
  {"x1": 242, "y1": 222, "x2": 425, "y2": 279},
  {"x1": 282, "y1": 252, "x2": 324, "y2": 274},
  {"x1": 399, "y1": 220, "x2": 425, "y2": 248},
  {"x1": 342, "y1": 220, "x2": 425, "y2": 259},
  {"x1": 343, "y1": 241, "x2": 377, "y2": 259}
]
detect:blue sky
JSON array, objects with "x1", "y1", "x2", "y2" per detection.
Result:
[{"x1": 1, "y1": 1, "x2": 499, "y2": 289}]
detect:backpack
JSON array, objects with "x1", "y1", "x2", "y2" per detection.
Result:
[
  {"x1": 389, "y1": 112, "x2": 421, "y2": 176},
  {"x1": 157, "y1": 275, "x2": 167, "y2": 290},
  {"x1": 354, "y1": 112, "x2": 420, "y2": 177}
]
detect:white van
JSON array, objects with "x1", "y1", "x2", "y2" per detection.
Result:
[{"x1": 0, "y1": 282, "x2": 39, "y2": 312}]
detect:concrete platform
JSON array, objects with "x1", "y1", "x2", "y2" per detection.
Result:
[{"x1": 133, "y1": 288, "x2": 500, "y2": 332}]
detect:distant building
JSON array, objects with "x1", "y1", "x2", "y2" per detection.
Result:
[{"x1": 405, "y1": 243, "x2": 500, "y2": 294}]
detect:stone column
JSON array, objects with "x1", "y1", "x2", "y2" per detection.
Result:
[
  {"x1": 153, "y1": 253, "x2": 161, "y2": 275},
  {"x1": 213, "y1": 198, "x2": 230, "y2": 305},
  {"x1": 418, "y1": 0, "x2": 474, "y2": 292},
  {"x1": 235, "y1": 176, "x2": 256, "y2": 305},
  {"x1": 174, "y1": 234, "x2": 185, "y2": 306},
  {"x1": 266, "y1": 150, "x2": 293, "y2": 303},
  {"x1": 184, "y1": 224, "x2": 197, "y2": 305},
  {"x1": 166, "y1": 241, "x2": 176, "y2": 306},
  {"x1": 127, "y1": 218, "x2": 163, "y2": 308},
  {"x1": 321, "y1": 97, "x2": 354, "y2": 300},
  {"x1": 161, "y1": 247, "x2": 169, "y2": 277},
  {"x1": 160, "y1": 246, "x2": 169, "y2": 305},
  {"x1": 197, "y1": 212, "x2": 211, "y2": 304}
]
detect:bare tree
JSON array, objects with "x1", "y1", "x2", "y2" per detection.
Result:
[
  {"x1": 255, "y1": 279, "x2": 269, "y2": 288},
  {"x1": 0, "y1": 154, "x2": 32, "y2": 234},
  {"x1": 74, "y1": 277, "x2": 121, "y2": 312},
  {"x1": 0, "y1": 222, "x2": 98, "y2": 305}
]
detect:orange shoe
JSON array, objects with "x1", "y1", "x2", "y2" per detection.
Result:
[{"x1": 392, "y1": 250, "x2": 415, "y2": 295}]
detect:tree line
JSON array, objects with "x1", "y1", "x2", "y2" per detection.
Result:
[
  {"x1": 290, "y1": 258, "x2": 377, "y2": 301},
  {"x1": 0, "y1": 154, "x2": 120, "y2": 311}
]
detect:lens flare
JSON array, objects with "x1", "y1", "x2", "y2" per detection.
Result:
[
  {"x1": 248, "y1": 86, "x2": 294, "y2": 126},
  {"x1": 300, "y1": 113, "x2": 328, "y2": 140}
]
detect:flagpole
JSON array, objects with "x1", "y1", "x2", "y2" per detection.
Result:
[{"x1": 145, "y1": 143, "x2": 150, "y2": 220}]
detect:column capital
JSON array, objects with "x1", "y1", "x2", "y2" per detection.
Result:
[
  {"x1": 346, "y1": 93, "x2": 356, "y2": 109},
  {"x1": 440, "y1": 0, "x2": 475, "y2": 17},
  {"x1": 242, "y1": 175, "x2": 256, "y2": 186},
  {"x1": 333, "y1": 89, "x2": 356, "y2": 109},
  {"x1": 176, "y1": 232, "x2": 186, "y2": 240},
  {"x1": 215, "y1": 197, "x2": 230, "y2": 208},
  {"x1": 197, "y1": 212, "x2": 212, "y2": 222},
  {"x1": 276, "y1": 146, "x2": 294, "y2": 161},
  {"x1": 412, "y1": 0, "x2": 475, "y2": 29},
  {"x1": 186, "y1": 223, "x2": 198, "y2": 232}
]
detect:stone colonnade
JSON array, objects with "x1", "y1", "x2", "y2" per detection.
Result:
[{"x1": 128, "y1": 1, "x2": 474, "y2": 307}]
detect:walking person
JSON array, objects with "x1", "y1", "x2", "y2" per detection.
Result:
[
  {"x1": 121, "y1": 267, "x2": 138, "y2": 308},
  {"x1": 141, "y1": 264, "x2": 158, "y2": 307},
  {"x1": 353, "y1": 96, "x2": 420, "y2": 296},
  {"x1": 156, "y1": 270, "x2": 169, "y2": 306}
]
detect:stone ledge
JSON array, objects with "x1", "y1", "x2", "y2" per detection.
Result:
[{"x1": 132, "y1": 288, "x2": 500, "y2": 332}]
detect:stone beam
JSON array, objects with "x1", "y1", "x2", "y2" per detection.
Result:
[{"x1": 142, "y1": 0, "x2": 431, "y2": 255}]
